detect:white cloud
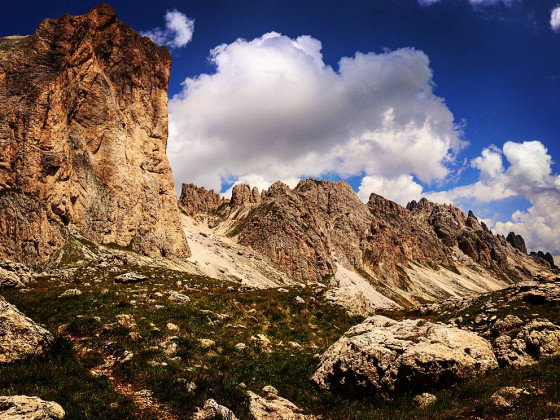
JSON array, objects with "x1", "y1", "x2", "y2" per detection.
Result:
[
  {"x1": 427, "y1": 141, "x2": 560, "y2": 256},
  {"x1": 168, "y1": 32, "x2": 462, "y2": 195},
  {"x1": 221, "y1": 174, "x2": 301, "y2": 199},
  {"x1": 358, "y1": 175, "x2": 423, "y2": 205},
  {"x1": 551, "y1": 7, "x2": 560, "y2": 33},
  {"x1": 141, "y1": 10, "x2": 194, "y2": 49}
]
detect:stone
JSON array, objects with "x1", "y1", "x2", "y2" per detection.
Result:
[
  {"x1": 491, "y1": 315, "x2": 523, "y2": 335},
  {"x1": 494, "y1": 319, "x2": 560, "y2": 368},
  {"x1": 198, "y1": 339, "x2": 216, "y2": 348},
  {"x1": 0, "y1": 395, "x2": 65, "y2": 419},
  {"x1": 58, "y1": 289, "x2": 82, "y2": 298},
  {"x1": 192, "y1": 399, "x2": 238, "y2": 420},
  {"x1": 114, "y1": 272, "x2": 148, "y2": 284},
  {"x1": 0, "y1": 260, "x2": 34, "y2": 290},
  {"x1": 115, "y1": 314, "x2": 137, "y2": 330},
  {"x1": 168, "y1": 291, "x2": 190, "y2": 304},
  {"x1": 490, "y1": 386, "x2": 526, "y2": 409},
  {"x1": 413, "y1": 393, "x2": 437, "y2": 409},
  {"x1": 167, "y1": 323, "x2": 179, "y2": 331},
  {"x1": 0, "y1": 4, "x2": 190, "y2": 265},
  {"x1": 312, "y1": 316, "x2": 498, "y2": 394},
  {"x1": 0, "y1": 295, "x2": 54, "y2": 364},
  {"x1": 247, "y1": 386, "x2": 318, "y2": 419}
]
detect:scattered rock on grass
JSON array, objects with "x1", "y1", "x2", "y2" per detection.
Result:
[
  {"x1": 168, "y1": 291, "x2": 190, "y2": 304},
  {"x1": 114, "y1": 272, "x2": 148, "y2": 284},
  {"x1": 192, "y1": 399, "x2": 238, "y2": 420},
  {"x1": 58, "y1": 289, "x2": 82, "y2": 298},
  {"x1": 247, "y1": 385, "x2": 319, "y2": 419},
  {"x1": 0, "y1": 395, "x2": 65, "y2": 419},
  {"x1": 413, "y1": 393, "x2": 437, "y2": 409}
]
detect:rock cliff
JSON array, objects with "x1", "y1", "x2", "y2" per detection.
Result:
[
  {"x1": 0, "y1": 4, "x2": 190, "y2": 265},
  {"x1": 179, "y1": 178, "x2": 556, "y2": 311}
]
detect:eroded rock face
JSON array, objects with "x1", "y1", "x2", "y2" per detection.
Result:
[
  {"x1": 0, "y1": 260, "x2": 34, "y2": 290},
  {"x1": 312, "y1": 316, "x2": 498, "y2": 394},
  {"x1": 407, "y1": 198, "x2": 508, "y2": 269},
  {"x1": 0, "y1": 395, "x2": 65, "y2": 419},
  {"x1": 0, "y1": 295, "x2": 54, "y2": 364},
  {"x1": 0, "y1": 4, "x2": 190, "y2": 265},
  {"x1": 230, "y1": 179, "x2": 452, "y2": 284},
  {"x1": 494, "y1": 319, "x2": 560, "y2": 368},
  {"x1": 506, "y1": 232, "x2": 528, "y2": 255},
  {"x1": 178, "y1": 183, "x2": 227, "y2": 217}
]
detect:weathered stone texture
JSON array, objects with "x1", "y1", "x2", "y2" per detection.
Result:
[{"x1": 0, "y1": 4, "x2": 190, "y2": 265}]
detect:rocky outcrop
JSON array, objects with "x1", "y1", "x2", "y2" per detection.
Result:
[
  {"x1": 229, "y1": 179, "x2": 452, "y2": 284},
  {"x1": 178, "y1": 184, "x2": 227, "y2": 217},
  {"x1": 530, "y1": 251, "x2": 557, "y2": 269},
  {"x1": 0, "y1": 4, "x2": 190, "y2": 265},
  {"x1": 0, "y1": 395, "x2": 65, "y2": 419},
  {"x1": 506, "y1": 232, "x2": 527, "y2": 254},
  {"x1": 231, "y1": 184, "x2": 261, "y2": 207},
  {"x1": 247, "y1": 386, "x2": 318, "y2": 419},
  {"x1": 0, "y1": 260, "x2": 34, "y2": 289},
  {"x1": 192, "y1": 399, "x2": 238, "y2": 420},
  {"x1": 493, "y1": 319, "x2": 560, "y2": 368},
  {"x1": 312, "y1": 316, "x2": 498, "y2": 394},
  {"x1": 0, "y1": 295, "x2": 54, "y2": 364},
  {"x1": 407, "y1": 198, "x2": 508, "y2": 269}
]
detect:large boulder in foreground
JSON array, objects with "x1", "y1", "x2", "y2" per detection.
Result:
[
  {"x1": 312, "y1": 316, "x2": 498, "y2": 394},
  {"x1": 0, "y1": 395, "x2": 64, "y2": 419},
  {"x1": 0, "y1": 4, "x2": 190, "y2": 265},
  {"x1": 0, "y1": 296, "x2": 54, "y2": 364}
]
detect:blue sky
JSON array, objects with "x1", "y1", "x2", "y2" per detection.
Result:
[{"x1": 2, "y1": 0, "x2": 560, "y2": 255}]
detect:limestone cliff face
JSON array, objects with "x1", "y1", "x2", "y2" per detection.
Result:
[
  {"x1": 221, "y1": 179, "x2": 453, "y2": 284},
  {"x1": 183, "y1": 178, "x2": 554, "y2": 288},
  {"x1": 0, "y1": 4, "x2": 190, "y2": 264},
  {"x1": 179, "y1": 184, "x2": 227, "y2": 217}
]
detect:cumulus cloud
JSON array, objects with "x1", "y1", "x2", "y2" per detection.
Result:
[
  {"x1": 425, "y1": 141, "x2": 560, "y2": 255},
  {"x1": 168, "y1": 32, "x2": 462, "y2": 195},
  {"x1": 551, "y1": 6, "x2": 560, "y2": 32},
  {"x1": 358, "y1": 175, "x2": 423, "y2": 205},
  {"x1": 142, "y1": 10, "x2": 194, "y2": 49}
]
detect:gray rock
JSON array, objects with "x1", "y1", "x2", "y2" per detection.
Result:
[
  {"x1": 0, "y1": 296, "x2": 54, "y2": 364},
  {"x1": 247, "y1": 386, "x2": 319, "y2": 419},
  {"x1": 0, "y1": 395, "x2": 64, "y2": 419},
  {"x1": 312, "y1": 316, "x2": 498, "y2": 394},
  {"x1": 192, "y1": 399, "x2": 238, "y2": 420},
  {"x1": 114, "y1": 272, "x2": 148, "y2": 284}
]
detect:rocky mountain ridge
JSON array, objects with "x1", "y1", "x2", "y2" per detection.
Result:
[
  {"x1": 0, "y1": 3, "x2": 189, "y2": 266},
  {"x1": 179, "y1": 178, "x2": 556, "y2": 313}
]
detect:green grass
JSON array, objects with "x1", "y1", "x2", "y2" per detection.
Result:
[{"x1": 1, "y1": 262, "x2": 559, "y2": 419}]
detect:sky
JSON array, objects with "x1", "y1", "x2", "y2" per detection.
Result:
[{"x1": 1, "y1": 0, "x2": 560, "y2": 256}]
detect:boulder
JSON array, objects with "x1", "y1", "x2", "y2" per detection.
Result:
[
  {"x1": 413, "y1": 393, "x2": 437, "y2": 409},
  {"x1": 494, "y1": 319, "x2": 560, "y2": 368},
  {"x1": 0, "y1": 296, "x2": 54, "y2": 364},
  {"x1": 192, "y1": 399, "x2": 238, "y2": 420},
  {"x1": 0, "y1": 395, "x2": 65, "y2": 419},
  {"x1": 247, "y1": 386, "x2": 318, "y2": 419},
  {"x1": 114, "y1": 272, "x2": 147, "y2": 284},
  {"x1": 312, "y1": 316, "x2": 498, "y2": 394}
]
